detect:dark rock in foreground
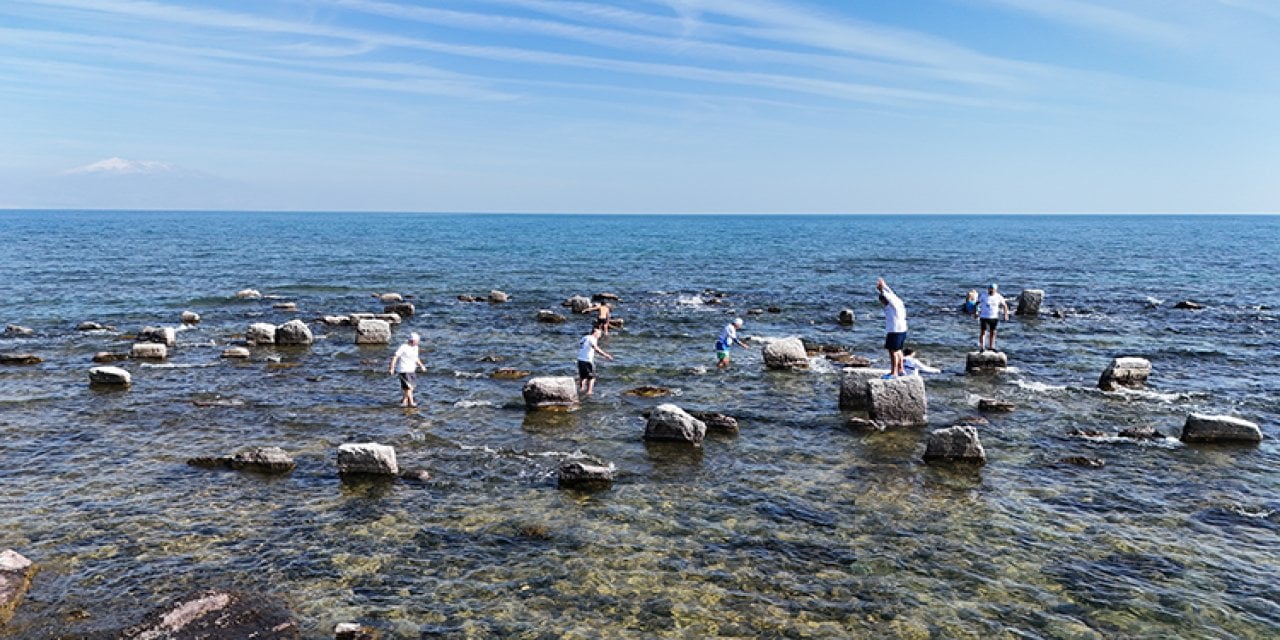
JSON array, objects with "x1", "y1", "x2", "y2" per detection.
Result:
[
  {"x1": 923, "y1": 425, "x2": 986, "y2": 464},
  {"x1": 686, "y1": 410, "x2": 739, "y2": 434},
  {"x1": 558, "y1": 460, "x2": 615, "y2": 491},
  {"x1": 0, "y1": 549, "x2": 36, "y2": 626},
  {"x1": 188, "y1": 447, "x2": 296, "y2": 474},
  {"x1": 644, "y1": 404, "x2": 706, "y2": 446},
  {"x1": 1098, "y1": 356, "x2": 1151, "y2": 391},
  {"x1": 1181, "y1": 413, "x2": 1263, "y2": 444},
  {"x1": 119, "y1": 590, "x2": 299, "y2": 639},
  {"x1": 0, "y1": 353, "x2": 42, "y2": 365}
]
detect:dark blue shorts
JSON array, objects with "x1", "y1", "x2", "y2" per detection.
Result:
[
  {"x1": 884, "y1": 332, "x2": 907, "y2": 352},
  {"x1": 577, "y1": 360, "x2": 596, "y2": 380},
  {"x1": 981, "y1": 318, "x2": 999, "y2": 331},
  {"x1": 398, "y1": 372, "x2": 416, "y2": 390}
]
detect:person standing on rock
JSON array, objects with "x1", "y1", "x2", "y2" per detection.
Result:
[
  {"x1": 582, "y1": 302, "x2": 613, "y2": 335},
  {"x1": 715, "y1": 318, "x2": 751, "y2": 368},
  {"x1": 577, "y1": 326, "x2": 614, "y2": 396},
  {"x1": 877, "y1": 277, "x2": 907, "y2": 378},
  {"x1": 389, "y1": 332, "x2": 426, "y2": 407},
  {"x1": 978, "y1": 283, "x2": 1011, "y2": 352}
]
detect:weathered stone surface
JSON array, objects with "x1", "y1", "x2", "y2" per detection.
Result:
[
  {"x1": 1098, "y1": 357, "x2": 1151, "y2": 391},
  {"x1": 355, "y1": 319, "x2": 391, "y2": 345},
  {"x1": 966, "y1": 351, "x2": 1008, "y2": 373},
  {"x1": 384, "y1": 302, "x2": 415, "y2": 317},
  {"x1": 77, "y1": 321, "x2": 112, "y2": 331},
  {"x1": 187, "y1": 447, "x2": 296, "y2": 474},
  {"x1": 866, "y1": 376, "x2": 928, "y2": 428},
  {"x1": 1173, "y1": 300, "x2": 1204, "y2": 310},
  {"x1": 130, "y1": 342, "x2": 167, "y2": 360},
  {"x1": 1118, "y1": 425, "x2": 1166, "y2": 440},
  {"x1": 221, "y1": 347, "x2": 251, "y2": 359},
  {"x1": 320, "y1": 315, "x2": 351, "y2": 326},
  {"x1": 837, "y1": 309, "x2": 855, "y2": 325},
  {"x1": 522, "y1": 376, "x2": 579, "y2": 409},
  {"x1": 558, "y1": 461, "x2": 615, "y2": 491},
  {"x1": 399, "y1": 468, "x2": 431, "y2": 482},
  {"x1": 592, "y1": 292, "x2": 622, "y2": 302},
  {"x1": 0, "y1": 549, "x2": 36, "y2": 626},
  {"x1": 93, "y1": 351, "x2": 128, "y2": 363},
  {"x1": 839, "y1": 368, "x2": 891, "y2": 411},
  {"x1": 4, "y1": 324, "x2": 34, "y2": 336},
  {"x1": 247, "y1": 322, "x2": 277, "y2": 345},
  {"x1": 0, "y1": 353, "x2": 42, "y2": 365},
  {"x1": 644, "y1": 404, "x2": 706, "y2": 446},
  {"x1": 137, "y1": 325, "x2": 176, "y2": 346},
  {"x1": 120, "y1": 590, "x2": 299, "y2": 639},
  {"x1": 624, "y1": 385, "x2": 672, "y2": 398},
  {"x1": 488, "y1": 290, "x2": 509, "y2": 303},
  {"x1": 826, "y1": 353, "x2": 871, "y2": 366},
  {"x1": 236, "y1": 288, "x2": 262, "y2": 299},
  {"x1": 1058, "y1": 456, "x2": 1105, "y2": 468},
  {"x1": 686, "y1": 411, "x2": 739, "y2": 434},
  {"x1": 378, "y1": 292, "x2": 403, "y2": 303},
  {"x1": 180, "y1": 311, "x2": 200, "y2": 324},
  {"x1": 978, "y1": 398, "x2": 1015, "y2": 413},
  {"x1": 275, "y1": 319, "x2": 314, "y2": 346},
  {"x1": 923, "y1": 425, "x2": 986, "y2": 464},
  {"x1": 337, "y1": 442, "x2": 399, "y2": 476},
  {"x1": 335, "y1": 622, "x2": 381, "y2": 640},
  {"x1": 89, "y1": 366, "x2": 131, "y2": 386},
  {"x1": 537, "y1": 310, "x2": 566, "y2": 324},
  {"x1": 762, "y1": 337, "x2": 809, "y2": 370},
  {"x1": 1016, "y1": 289, "x2": 1045, "y2": 316},
  {"x1": 564, "y1": 295, "x2": 592, "y2": 313},
  {"x1": 491, "y1": 368, "x2": 530, "y2": 380},
  {"x1": 349, "y1": 312, "x2": 402, "y2": 325},
  {"x1": 1181, "y1": 413, "x2": 1263, "y2": 444}
]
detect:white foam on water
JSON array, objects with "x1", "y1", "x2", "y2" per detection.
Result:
[
  {"x1": 180, "y1": 340, "x2": 219, "y2": 347},
  {"x1": 1229, "y1": 505, "x2": 1275, "y2": 520},
  {"x1": 453, "y1": 400, "x2": 495, "y2": 408},
  {"x1": 1071, "y1": 433, "x2": 1183, "y2": 448},
  {"x1": 807, "y1": 357, "x2": 839, "y2": 375},
  {"x1": 453, "y1": 371, "x2": 485, "y2": 379},
  {"x1": 676, "y1": 295, "x2": 705, "y2": 306},
  {"x1": 1012, "y1": 378, "x2": 1068, "y2": 393},
  {"x1": 1106, "y1": 386, "x2": 1193, "y2": 403},
  {"x1": 1145, "y1": 296, "x2": 1164, "y2": 307},
  {"x1": 140, "y1": 362, "x2": 216, "y2": 369}
]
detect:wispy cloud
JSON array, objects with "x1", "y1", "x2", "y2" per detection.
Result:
[
  {"x1": 64, "y1": 157, "x2": 173, "y2": 175},
  {"x1": 980, "y1": 0, "x2": 1189, "y2": 46}
]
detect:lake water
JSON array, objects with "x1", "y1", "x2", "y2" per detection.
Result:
[{"x1": 1, "y1": 211, "x2": 1277, "y2": 638}]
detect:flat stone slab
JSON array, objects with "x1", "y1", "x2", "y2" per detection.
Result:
[
  {"x1": 188, "y1": 447, "x2": 296, "y2": 474},
  {"x1": 1098, "y1": 357, "x2": 1151, "y2": 391},
  {"x1": 558, "y1": 460, "x2": 615, "y2": 491},
  {"x1": 866, "y1": 375, "x2": 928, "y2": 427},
  {"x1": 130, "y1": 342, "x2": 167, "y2": 360},
  {"x1": 120, "y1": 590, "x2": 299, "y2": 639},
  {"x1": 1181, "y1": 413, "x2": 1263, "y2": 444},
  {"x1": 966, "y1": 351, "x2": 1007, "y2": 373},
  {"x1": 923, "y1": 425, "x2": 987, "y2": 464},
  {"x1": 89, "y1": 366, "x2": 131, "y2": 386},
  {"x1": 0, "y1": 549, "x2": 36, "y2": 626},
  {"x1": 221, "y1": 347, "x2": 251, "y2": 359}
]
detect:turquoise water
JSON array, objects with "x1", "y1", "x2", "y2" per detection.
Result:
[{"x1": 1, "y1": 211, "x2": 1277, "y2": 638}]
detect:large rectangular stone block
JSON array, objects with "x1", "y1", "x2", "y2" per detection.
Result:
[
  {"x1": 839, "y1": 368, "x2": 890, "y2": 410},
  {"x1": 866, "y1": 375, "x2": 928, "y2": 427}
]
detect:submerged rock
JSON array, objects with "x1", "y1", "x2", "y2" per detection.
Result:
[
  {"x1": 488, "y1": 289, "x2": 509, "y2": 303},
  {"x1": 1118, "y1": 425, "x2": 1166, "y2": 440},
  {"x1": 624, "y1": 385, "x2": 672, "y2": 398},
  {"x1": 564, "y1": 295, "x2": 592, "y2": 314},
  {"x1": 537, "y1": 309, "x2": 566, "y2": 324},
  {"x1": 0, "y1": 353, "x2": 42, "y2": 365},
  {"x1": 1181, "y1": 413, "x2": 1263, "y2": 444},
  {"x1": 221, "y1": 347, "x2": 251, "y2": 359},
  {"x1": 275, "y1": 319, "x2": 314, "y2": 346},
  {"x1": 837, "y1": 308, "x2": 855, "y2": 325},
  {"x1": 1173, "y1": 300, "x2": 1204, "y2": 310},
  {"x1": 522, "y1": 377, "x2": 579, "y2": 409},
  {"x1": 839, "y1": 368, "x2": 891, "y2": 411},
  {"x1": 337, "y1": 442, "x2": 399, "y2": 476},
  {"x1": 89, "y1": 366, "x2": 131, "y2": 387},
  {"x1": 923, "y1": 425, "x2": 986, "y2": 464},
  {"x1": 966, "y1": 351, "x2": 1007, "y2": 373},
  {"x1": 978, "y1": 398, "x2": 1015, "y2": 413},
  {"x1": 0, "y1": 549, "x2": 36, "y2": 626},
  {"x1": 1098, "y1": 356, "x2": 1151, "y2": 391},
  {"x1": 686, "y1": 410, "x2": 739, "y2": 434},
  {"x1": 246, "y1": 322, "x2": 277, "y2": 345},
  {"x1": 592, "y1": 292, "x2": 622, "y2": 303},
  {"x1": 1016, "y1": 289, "x2": 1045, "y2": 316},
  {"x1": 188, "y1": 447, "x2": 296, "y2": 474},
  {"x1": 866, "y1": 376, "x2": 928, "y2": 428},
  {"x1": 320, "y1": 315, "x2": 351, "y2": 326},
  {"x1": 92, "y1": 351, "x2": 128, "y2": 363},
  {"x1": 355, "y1": 319, "x2": 391, "y2": 345},
  {"x1": 120, "y1": 590, "x2": 298, "y2": 639},
  {"x1": 4, "y1": 324, "x2": 34, "y2": 336},
  {"x1": 76, "y1": 321, "x2": 113, "y2": 332},
  {"x1": 384, "y1": 302, "x2": 415, "y2": 317},
  {"x1": 558, "y1": 460, "x2": 614, "y2": 491},
  {"x1": 763, "y1": 337, "x2": 809, "y2": 370},
  {"x1": 137, "y1": 325, "x2": 176, "y2": 346},
  {"x1": 377, "y1": 292, "x2": 403, "y2": 303},
  {"x1": 235, "y1": 288, "x2": 263, "y2": 299},
  {"x1": 644, "y1": 404, "x2": 706, "y2": 446},
  {"x1": 130, "y1": 342, "x2": 167, "y2": 360},
  {"x1": 491, "y1": 368, "x2": 531, "y2": 380},
  {"x1": 1058, "y1": 456, "x2": 1105, "y2": 468},
  {"x1": 180, "y1": 310, "x2": 201, "y2": 324},
  {"x1": 457, "y1": 294, "x2": 479, "y2": 303},
  {"x1": 272, "y1": 302, "x2": 298, "y2": 312},
  {"x1": 335, "y1": 622, "x2": 381, "y2": 640}
]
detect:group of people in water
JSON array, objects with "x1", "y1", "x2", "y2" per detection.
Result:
[{"x1": 387, "y1": 280, "x2": 1016, "y2": 405}]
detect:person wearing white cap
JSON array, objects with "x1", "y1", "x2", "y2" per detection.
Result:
[
  {"x1": 978, "y1": 283, "x2": 1010, "y2": 352},
  {"x1": 389, "y1": 332, "x2": 426, "y2": 407},
  {"x1": 715, "y1": 317, "x2": 751, "y2": 368}
]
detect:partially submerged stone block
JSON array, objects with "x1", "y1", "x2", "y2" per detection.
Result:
[
  {"x1": 923, "y1": 425, "x2": 987, "y2": 464},
  {"x1": 866, "y1": 375, "x2": 928, "y2": 428},
  {"x1": 275, "y1": 319, "x2": 314, "y2": 346},
  {"x1": 1016, "y1": 289, "x2": 1044, "y2": 316},
  {"x1": 762, "y1": 337, "x2": 809, "y2": 370},
  {"x1": 246, "y1": 322, "x2": 277, "y2": 345},
  {"x1": 130, "y1": 342, "x2": 167, "y2": 360},
  {"x1": 384, "y1": 302, "x2": 415, "y2": 317},
  {"x1": 189, "y1": 447, "x2": 296, "y2": 474},
  {"x1": 522, "y1": 376, "x2": 579, "y2": 410},
  {"x1": 221, "y1": 347, "x2": 251, "y2": 359},
  {"x1": 89, "y1": 366, "x2": 131, "y2": 387},
  {"x1": 337, "y1": 443, "x2": 399, "y2": 476},
  {"x1": 355, "y1": 319, "x2": 391, "y2": 345},
  {"x1": 966, "y1": 351, "x2": 1007, "y2": 373},
  {"x1": 839, "y1": 368, "x2": 891, "y2": 411},
  {"x1": 1181, "y1": 413, "x2": 1263, "y2": 444},
  {"x1": 0, "y1": 549, "x2": 36, "y2": 626},
  {"x1": 0, "y1": 353, "x2": 42, "y2": 365},
  {"x1": 558, "y1": 460, "x2": 615, "y2": 491},
  {"x1": 1098, "y1": 357, "x2": 1151, "y2": 391},
  {"x1": 137, "y1": 325, "x2": 176, "y2": 346},
  {"x1": 644, "y1": 403, "x2": 707, "y2": 445}
]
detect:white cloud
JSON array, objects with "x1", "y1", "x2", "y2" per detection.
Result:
[
  {"x1": 64, "y1": 157, "x2": 174, "y2": 175},
  {"x1": 981, "y1": 0, "x2": 1188, "y2": 46}
]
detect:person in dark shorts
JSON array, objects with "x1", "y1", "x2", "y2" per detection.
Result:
[
  {"x1": 877, "y1": 277, "x2": 908, "y2": 378},
  {"x1": 576, "y1": 326, "x2": 614, "y2": 396},
  {"x1": 388, "y1": 332, "x2": 426, "y2": 407},
  {"x1": 978, "y1": 283, "x2": 1010, "y2": 351}
]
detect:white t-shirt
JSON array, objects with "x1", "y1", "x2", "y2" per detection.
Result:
[
  {"x1": 393, "y1": 343, "x2": 420, "y2": 373},
  {"x1": 881, "y1": 287, "x2": 907, "y2": 333},
  {"x1": 577, "y1": 334, "x2": 597, "y2": 363},
  {"x1": 903, "y1": 356, "x2": 939, "y2": 376},
  {"x1": 718, "y1": 323, "x2": 738, "y2": 348},
  {"x1": 979, "y1": 291, "x2": 1006, "y2": 319}
]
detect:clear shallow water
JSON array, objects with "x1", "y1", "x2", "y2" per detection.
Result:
[{"x1": 1, "y1": 211, "x2": 1278, "y2": 638}]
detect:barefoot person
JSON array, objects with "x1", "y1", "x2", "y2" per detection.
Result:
[
  {"x1": 876, "y1": 277, "x2": 907, "y2": 378},
  {"x1": 582, "y1": 301, "x2": 613, "y2": 335},
  {"x1": 388, "y1": 332, "x2": 426, "y2": 407},
  {"x1": 577, "y1": 326, "x2": 614, "y2": 396},
  {"x1": 978, "y1": 283, "x2": 1011, "y2": 351},
  {"x1": 902, "y1": 347, "x2": 941, "y2": 377},
  {"x1": 715, "y1": 318, "x2": 751, "y2": 368}
]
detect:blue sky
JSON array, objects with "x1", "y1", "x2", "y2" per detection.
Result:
[{"x1": 1, "y1": 0, "x2": 1277, "y2": 212}]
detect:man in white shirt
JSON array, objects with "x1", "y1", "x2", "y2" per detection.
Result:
[
  {"x1": 388, "y1": 332, "x2": 426, "y2": 407},
  {"x1": 877, "y1": 277, "x2": 908, "y2": 378},
  {"x1": 577, "y1": 326, "x2": 614, "y2": 396},
  {"x1": 978, "y1": 283, "x2": 1011, "y2": 352}
]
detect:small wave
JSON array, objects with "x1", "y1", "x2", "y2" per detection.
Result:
[
  {"x1": 453, "y1": 400, "x2": 495, "y2": 408},
  {"x1": 180, "y1": 340, "x2": 219, "y2": 347},
  {"x1": 1105, "y1": 387, "x2": 1194, "y2": 403},
  {"x1": 141, "y1": 362, "x2": 216, "y2": 369},
  {"x1": 175, "y1": 324, "x2": 197, "y2": 333},
  {"x1": 458, "y1": 445, "x2": 594, "y2": 461},
  {"x1": 807, "y1": 357, "x2": 840, "y2": 375},
  {"x1": 1013, "y1": 378, "x2": 1068, "y2": 393},
  {"x1": 1144, "y1": 296, "x2": 1164, "y2": 307},
  {"x1": 1072, "y1": 433, "x2": 1183, "y2": 448},
  {"x1": 453, "y1": 371, "x2": 485, "y2": 379},
  {"x1": 1229, "y1": 505, "x2": 1276, "y2": 520}
]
